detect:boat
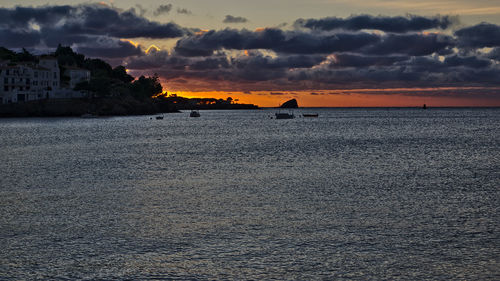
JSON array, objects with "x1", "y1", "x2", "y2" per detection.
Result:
[
  {"x1": 422, "y1": 104, "x2": 427, "y2": 109},
  {"x1": 190, "y1": 110, "x2": 200, "y2": 117},
  {"x1": 155, "y1": 116, "x2": 164, "y2": 120},
  {"x1": 302, "y1": 113, "x2": 319, "y2": 118},
  {"x1": 275, "y1": 112, "x2": 294, "y2": 119}
]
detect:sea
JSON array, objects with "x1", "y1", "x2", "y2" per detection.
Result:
[{"x1": 0, "y1": 108, "x2": 498, "y2": 280}]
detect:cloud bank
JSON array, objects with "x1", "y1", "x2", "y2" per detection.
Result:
[{"x1": 0, "y1": 4, "x2": 499, "y2": 100}]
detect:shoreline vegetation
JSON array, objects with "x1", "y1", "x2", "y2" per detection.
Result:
[
  {"x1": 0, "y1": 46, "x2": 258, "y2": 117},
  {"x1": 0, "y1": 96, "x2": 259, "y2": 117}
]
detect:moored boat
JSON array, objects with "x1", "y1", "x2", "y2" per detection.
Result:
[
  {"x1": 275, "y1": 112, "x2": 294, "y2": 119},
  {"x1": 190, "y1": 110, "x2": 200, "y2": 117},
  {"x1": 302, "y1": 113, "x2": 318, "y2": 117}
]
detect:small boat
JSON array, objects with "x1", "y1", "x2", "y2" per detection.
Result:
[
  {"x1": 422, "y1": 104, "x2": 427, "y2": 109},
  {"x1": 275, "y1": 112, "x2": 294, "y2": 119},
  {"x1": 302, "y1": 113, "x2": 319, "y2": 118},
  {"x1": 155, "y1": 116, "x2": 164, "y2": 120},
  {"x1": 190, "y1": 110, "x2": 200, "y2": 117}
]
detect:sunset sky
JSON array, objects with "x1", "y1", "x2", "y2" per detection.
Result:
[{"x1": 1, "y1": 0, "x2": 500, "y2": 106}]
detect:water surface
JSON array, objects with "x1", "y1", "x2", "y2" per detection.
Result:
[{"x1": 0, "y1": 108, "x2": 499, "y2": 279}]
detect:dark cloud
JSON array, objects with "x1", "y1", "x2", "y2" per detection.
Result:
[
  {"x1": 125, "y1": 49, "x2": 189, "y2": 70},
  {"x1": 154, "y1": 4, "x2": 172, "y2": 16},
  {"x1": 294, "y1": 15, "x2": 454, "y2": 33},
  {"x1": 189, "y1": 57, "x2": 229, "y2": 70},
  {"x1": 126, "y1": 46, "x2": 499, "y2": 90},
  {"x1": 0, "y1": 4, "x2": 189, "y2": 49},
  {"x1": 363, "y1": 33, "x2": 454, "y2": 56},
  {"x1": 455, "y1": 23, "x2": 500, "y2": 48},
  {"x1": 233, "y1": 53, "x2": 326, "y2": 69},
  {"x1": 0, "y1": 5, "x2": 73, "y2": 30},
  {"x1": 270, "y1": 92, "x2": 285, "y2": 95},
  {"x1": 177, "y1": 8, "x2": 192, "y2": 15},
  {"x1": 1, "y1": 4, "x2": 497, "y2": 95},
  {"x1": 174, "y1": 28, "x2": 454, "y2": 57},
  {"x1": 487, "y1": 47, "x2": 500, "y2": 61},
  {"x1": 444, "y1": 55, "x2": 491, "y2": 68},
  {"x1": 76, "y1": 38, "x2": 143, "y2": 58},
  {"x1": 329, "y1": 54, "x2": 409, "y2": 67},
  {"x1": 0, "y1": 29, "x2": 41, "y2": 48},
  {"x1": 174, "y1": 28, "x2": 380, "y2": 56},
  {"x1": 223, "y1": 15, "x2": 248, "y2": 24}
]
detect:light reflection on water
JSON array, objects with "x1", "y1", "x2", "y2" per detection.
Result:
[{"x1": 0, "y1": 108, "x2": 499, "y2": 279}]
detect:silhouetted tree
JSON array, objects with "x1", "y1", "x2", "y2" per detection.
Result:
[
  {"x1": 112, "y1": 66, "x2": 134, "y2": 83},
  {"x1": 130, "y1": 74, "x2": 163, "y2": 99},
  {"x1": 0, "y1": 47, "x2": 15, "y2": 61},
  {"x1": 55, "y1": 44, "x2": 85, "y2": 67},
  {"x1": 84, "y1": 58, "x2": 113, "y2": 78},
  {"x1": 17, "y1": 48, "x2": 37, "y2": 62}
]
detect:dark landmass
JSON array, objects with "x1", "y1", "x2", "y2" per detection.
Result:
[
  {"x1": 0, "y1": 46, "x2": 258, "y2": 117},
  {"x1": 0, "y1": 96, "x2": 258, "y2": 117},
  {"x1": 280, "y1": 99, "x2": 299, "y2": 108}
]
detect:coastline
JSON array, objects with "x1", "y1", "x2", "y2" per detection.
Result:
[{"x1": 0, "y1": 97, "x2": 259, "y2": 117}]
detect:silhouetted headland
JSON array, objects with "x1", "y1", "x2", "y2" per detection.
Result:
[
  {"x1": 0, "y1": 46, "x2": 258, "y2": 117},
  {"x1": 279, "y1": 99, "x2": 299, "y2": 108}
]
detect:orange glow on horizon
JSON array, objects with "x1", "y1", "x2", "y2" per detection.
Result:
[{"x1": 156, "y1": 87, "x2": 500, "y2": 107}]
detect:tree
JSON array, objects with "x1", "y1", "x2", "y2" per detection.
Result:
[
  {"x1": 84, "y1": 58, "x2": 113, "y2": 78},
  {"x1": 0, "y1": 47, "x2": 15, "y2": 61},
  {"x1": 112, "y1": 66, "x2": 134, "y2": 83},
  {"x1": 130, "y1": 74, "x2": 163, "y2": 99},
  {"x1": 55, "y1": 44, "x2": 85, "y2": 67},
  {"x1": 17, "y1": 48, "x2": 37, "y2": 62}
]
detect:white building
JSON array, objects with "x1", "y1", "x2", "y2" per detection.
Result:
[
  {"x1": 65, "y1": 67, "x2": 91, "y2": 89},
  {"x1": 0, "y1": 56, "x2": 90, "y2": 104},
  {"x1": 0, "y1": 63, "x2": 52, "y2": 103},
  {"x1": 38, "y1": 56, "x2": 60, "y2": 92}
]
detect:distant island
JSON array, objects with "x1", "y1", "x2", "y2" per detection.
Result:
[
  {"x1": 0, "y1": 46, "x2": 258, "y2": 117},
  {"x1": 280, "y1": 99, "x2": 299, "y2": 108}
]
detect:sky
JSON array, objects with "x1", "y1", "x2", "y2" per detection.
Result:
[{"x1": 1, "y1": 0, "x2": 500, "y2": 107}]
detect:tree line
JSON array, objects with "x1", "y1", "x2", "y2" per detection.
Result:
[{"x1": 0, "y1": 45, "x2": 162, "y2": 100}]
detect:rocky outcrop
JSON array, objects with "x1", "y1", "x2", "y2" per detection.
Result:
[{"x1": 280, "y1": 99, "x2": 298, "y2": 108}]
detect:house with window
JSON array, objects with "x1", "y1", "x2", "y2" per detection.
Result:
[
  {"x1": 0, "y1": 56, "x2": 91, "y2": 104},
  {"x1": 65, "y1": 67, "x2": 91, "y2": 89}
]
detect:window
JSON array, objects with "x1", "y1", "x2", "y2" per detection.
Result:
[
  {"x1": 11, "y1": 78, "x2": 14, "y2": 83},
  {"x1": 34, "y1": 71, "x2": 38, "y2": 78},
  {"x1": 4, "y1": 86, "x2": 8, "y2": 91},
  {"x1": 4, "y1": 78, "x2": 7, "y2": 83},
  {"x1": 53, "y1": 72, "x2": 57, "y2": 79}
]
